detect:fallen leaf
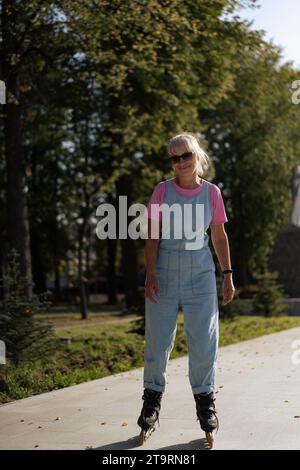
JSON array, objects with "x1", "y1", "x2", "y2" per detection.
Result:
[{"x1": 122, "y1": 422, "x2": 128, "y2": 427}]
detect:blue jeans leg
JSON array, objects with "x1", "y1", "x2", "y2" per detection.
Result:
[
  {"x1": 143, "y1": 294, "x2": 179, "y2": 393},
  {"x1": 182, "y1": 292, "x2": 219, "y2": 394}
]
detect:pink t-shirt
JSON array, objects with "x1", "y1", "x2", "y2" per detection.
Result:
[{"x1": 145, "y1": 178, "x2": 228, "y2": 225}]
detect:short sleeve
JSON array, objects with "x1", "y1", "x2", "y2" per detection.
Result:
[
  {"x1": 210, "y1": 185, "x2": 228, "y2": 225},
  {"x1": 144, "y1": 181, "x2": 166, "y2": 221}
]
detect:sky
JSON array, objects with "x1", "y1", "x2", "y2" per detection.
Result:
[{"x1": 236, "y1": 0, "x2": 300, "y2": 68}]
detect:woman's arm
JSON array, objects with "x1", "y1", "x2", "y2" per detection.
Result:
[
  {"x1": 210, "y1": 223, "x2": 231, "y2": 271},
  {"x1": 210, "y1": 223, "x2": 235, "y2": 305}
]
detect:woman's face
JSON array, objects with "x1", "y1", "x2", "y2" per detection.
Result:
[{"x1": 171, "y1": 147, "x2": 198, "y2": 176}]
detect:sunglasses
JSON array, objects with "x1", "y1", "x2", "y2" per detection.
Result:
[{"x1": 169, "y1": 151, "x2": 193, "y2": 165}]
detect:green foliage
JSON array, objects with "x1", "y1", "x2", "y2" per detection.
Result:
[
  {"x1": 204, "y1": 40, "x2": 300, "y2": 283},
  {"x1": 0, "y1": 249, "x2": 55, "y2": 366},
  {"x1": 252, "y1": 270, "x2": 286, "y2": 317},
  {"x1": 2, "y1": 0, "x2": 300, "y2": 316}
]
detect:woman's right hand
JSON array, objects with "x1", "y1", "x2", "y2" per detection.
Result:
[{"x1": 145, "y1": 272, "x2": 160, "y2": 304}]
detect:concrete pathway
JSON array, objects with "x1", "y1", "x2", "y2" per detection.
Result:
[{"x1": 1, "y1": 327, "x2": 300, "y2": 450}]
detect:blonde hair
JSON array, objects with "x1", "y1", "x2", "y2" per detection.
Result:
[{"x1": 167, "y1": 132, "x2": 210, "y2": 176}]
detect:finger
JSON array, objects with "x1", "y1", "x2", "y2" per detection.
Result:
[
  {"x1": 146, "y1": 293, "x2": 157, "y2": 304},
  {"x1": 146, "y1": 288, "x2": 157, "y2": 304},
  {"x1": 226, "y1": 288, "x2": 234, "y2": 298}
]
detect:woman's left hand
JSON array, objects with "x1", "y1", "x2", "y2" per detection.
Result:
[{"x1": 222, "y1": 275, "x2": 235, "y2": 305}]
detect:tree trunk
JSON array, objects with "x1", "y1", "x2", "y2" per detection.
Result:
[
  {"x1": 106, "y1": 191, "x2": 118, "y2": 304},
  {"x1": 54, "y1": 253, "x2": 62, "y2": 302},
  {"x1": 120, "y1": 237, "x2": 140, "y2": 309},
  {"x1": 78, "y1": 229, "x2": 88, "y2": 319},
  {"x1": 2, "y1": 0, "x2": 32, "y2": 297},
  {"x1": 85, "y1": 224, "x2": 91, "y2": 305},
  {"x1": 233, "y1": 250, "x2": 249, "y2": 287},
  {"x1": 31, "y1": 229, "x2": 47, "y2": 293},
  {"x1": 107, "y1": 238, "x2": 117, "y2": 304},
  {"x1": 116, "y1": 175, "x2": 140, "y2": 309}
]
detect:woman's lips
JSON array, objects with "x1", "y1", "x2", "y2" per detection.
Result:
[{"x1": 179, "y1": 165, "x2": 190, "y2": 170}]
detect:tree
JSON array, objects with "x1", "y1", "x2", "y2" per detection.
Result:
[
  {"x1": 0, "y1": 249, "x2": 54, "y2": 366},
  {"x1": 203, "y1": 41, "x2": 300, "y2": 286},
  {"x1": 63, "y1": 0, "x2": 260, "y2": 308},
  {"x1": 0, "y1": 0, "x2": 75, "y2": 296}
]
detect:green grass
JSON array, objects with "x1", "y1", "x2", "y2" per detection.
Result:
[
  {"x1": 36, "y1": 303, "x2": 123, "y2": 319},
  {"x1": 1, "y1": 315, "x2": 300, "y2": 404},
  {"x1": 35, "y1": 312, "x2": 122, "y2": 322}
]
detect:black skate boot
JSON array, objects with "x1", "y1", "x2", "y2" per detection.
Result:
[
  {"x1": 194, "y1": 392, "x2": 219, "y2": 449},
  {"x1": 137, "y1": 388, "x2": 163, "y2": 445}
]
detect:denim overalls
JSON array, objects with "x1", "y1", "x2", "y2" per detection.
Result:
[{"x1": 143, "y1": 178, "x2": 219, "y2": 395}]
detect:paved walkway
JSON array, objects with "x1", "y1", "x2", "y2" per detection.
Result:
[{"x1": 1, "y1": 327, "x2": 300, "y2": 450}]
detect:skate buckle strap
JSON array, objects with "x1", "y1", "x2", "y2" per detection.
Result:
[{"x1": 143, "y1": 405, "x2": 161, "y2": 427}]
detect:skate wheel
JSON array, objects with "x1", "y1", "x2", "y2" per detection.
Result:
[
  {"x1": 139, "y1": 430, "x2": 147, "y2": 446},
  {"x1": 205, "y1": 432, "x2": 214, "y2": 449},
  {"x1": 138, "y1": 427, "x2": 155, "y2": 446}
]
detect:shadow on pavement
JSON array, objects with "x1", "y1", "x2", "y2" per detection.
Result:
[{"x1": 94, "y1": 436, "x2": 208, "y2": 450}]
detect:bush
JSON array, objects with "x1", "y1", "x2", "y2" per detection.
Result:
[
  {"x1": 237, "y1": 284, "x2": 259, "y2": 298},
  {"x1": 252, "y1": 270, "x2": 286, "y2": 317},
  {"x1": 0, "y1": 249, "x2": 55, "y2": 366}
]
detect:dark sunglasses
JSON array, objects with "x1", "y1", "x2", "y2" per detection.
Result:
[{"x1": 169, "y1": 151, "x2": 193, "y2": 165}]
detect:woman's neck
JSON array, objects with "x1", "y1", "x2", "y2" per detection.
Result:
[{"x1": 174, "y1": 175, "x2": 202, "y2": 189}]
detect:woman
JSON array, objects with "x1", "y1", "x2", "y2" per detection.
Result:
[{"x1": 137, "y1": 132, "x2": 235, "y2": 448}]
